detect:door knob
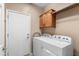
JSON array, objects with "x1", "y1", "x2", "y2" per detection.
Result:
[
  {"x1": 27, "y1": 37, "x2": 29, "y2": 38},
  {"x1": 27, "y1": 34, "x2": 29, "y2": 35}
]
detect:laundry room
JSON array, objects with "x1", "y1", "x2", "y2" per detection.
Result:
[{"x1": 0, "y1": 3, "x2": 79, "y2": 56}]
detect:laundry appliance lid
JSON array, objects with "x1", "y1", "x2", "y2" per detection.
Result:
[{"x1": 33, "y1": 37, "x2": 71, "y2": 48}]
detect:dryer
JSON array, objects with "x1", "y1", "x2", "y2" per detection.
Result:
[{"x1": 33, "y1": 35, "x2": 73, "y2": 56}]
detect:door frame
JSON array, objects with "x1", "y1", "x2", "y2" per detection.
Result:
[
  {"x1": 6, "y1": 9, "x2": 32, "y2": 56},
  {"x1": 0, "y1": 6, "x2": 5, "y2": 56}
]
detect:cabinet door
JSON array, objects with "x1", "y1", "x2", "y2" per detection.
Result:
[
  {"x1": 40, "y1": 10, "x2": 56, "y2": 28},
  {"x1": 44, "y1": 13, "x2": 53, "y2": 27},
  {"x1": 40, "y1": 14, "x2": 46, "y2": 28}
]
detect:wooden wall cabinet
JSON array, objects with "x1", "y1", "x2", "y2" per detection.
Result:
[{"x1": 40, "y1": 9, "x2": 56, "y2": 28}]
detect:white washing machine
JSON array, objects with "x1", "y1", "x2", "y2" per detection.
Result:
[{"x1": 33, "y1": 35, "x2": 73, "y2": 56}]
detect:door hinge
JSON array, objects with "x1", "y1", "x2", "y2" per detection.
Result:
[{"x1": 7, "y1": 34, "x2": 9, "y2": 38}]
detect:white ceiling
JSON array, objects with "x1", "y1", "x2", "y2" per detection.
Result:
[
  {"x1": 33, "y1": 3, "x2": 74, "y2": 11},
  {"x1": 33, "y1": 3, "x2": 49, "y2": 8}
]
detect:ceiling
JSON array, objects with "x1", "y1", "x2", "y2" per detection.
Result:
[
  {"x1": 33, "y1": 3, "x2": 74, "y2": 11},
  {"x1": 33, "y1": 3, "x2": 50, "y2": 8}
]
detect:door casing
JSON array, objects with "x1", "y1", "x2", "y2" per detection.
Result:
[{"x1": 6, "y1": 9, "x2": 32, "y2": 56}]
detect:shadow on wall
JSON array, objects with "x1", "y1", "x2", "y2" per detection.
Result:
[
  {"x1": 41, "y1": 28, "x2": 55, "y2": 35},
  {"x1": 56, "y1": 4, "x2": 79, "y2": 20},
  {"x1": 74, "y1": 50, "x2": 79, "y2": 56}
]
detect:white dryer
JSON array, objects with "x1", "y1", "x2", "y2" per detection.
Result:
[{"x1": 33, "y1": 35, "x2": 73, "y2": 56}]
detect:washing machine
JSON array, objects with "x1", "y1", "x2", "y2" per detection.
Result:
[{"x1": 33, "y1": 35, "x2": 73, "y2": 56}]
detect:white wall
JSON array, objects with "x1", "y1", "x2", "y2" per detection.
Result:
[
  {"x1": 5, "y1": 3, "x2": 42, "y2": 36},
  {"x1": 5, "y1": 3, "x2": 42, "y2": 53},
  {"x1": 55, "y1": 5, "x2": 79, "y2": 55}
]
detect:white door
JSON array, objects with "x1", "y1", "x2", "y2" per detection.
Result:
[
  {"x1": 6, "y1": 10, "x2": 31, "y2": 56},
  {"x1": 0, "y1": 7, "x2": 4, "y2": 56}
]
